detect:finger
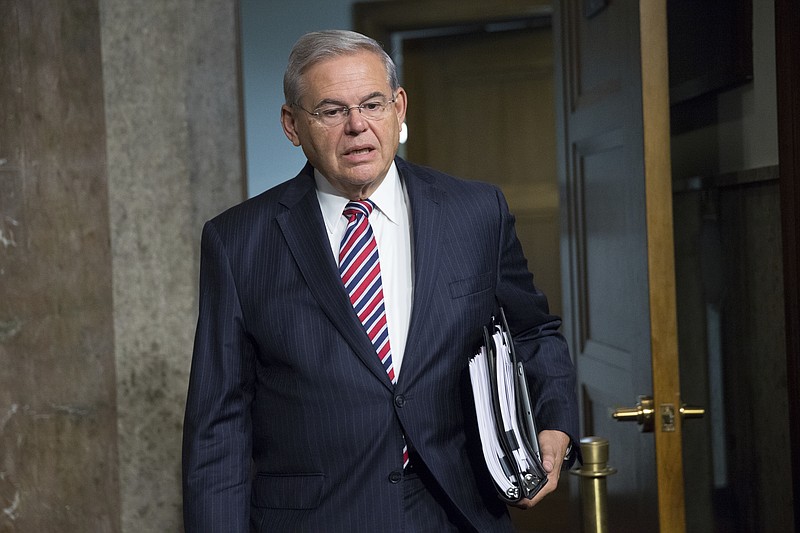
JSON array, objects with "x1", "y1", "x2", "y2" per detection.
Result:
[
  {"x1": 511, "y1": 456, "x2": 564, "y2": 509},
  {"x1": 512, "y1": 470, "x2": 560, "y2": 509}
]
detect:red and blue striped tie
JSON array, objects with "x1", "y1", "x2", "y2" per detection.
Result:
[{"x1": 339, "y1": 199, "x2": 409, "y2": 468}]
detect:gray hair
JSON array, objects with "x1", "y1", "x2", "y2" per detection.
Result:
[{"x1": 283, "y1": 30, "x2": 399, "y2": 106}]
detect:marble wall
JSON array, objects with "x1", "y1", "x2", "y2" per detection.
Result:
[{"x1": 0, "y1": 0, "x2": 245, "y2": 531}]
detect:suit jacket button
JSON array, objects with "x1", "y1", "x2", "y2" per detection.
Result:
[
  {"x1": 394, "y1": 394, "x2": 406, "y2": 407},
  {"x1": 389, "y1": 471, "x2": 402, "y2": 483}
]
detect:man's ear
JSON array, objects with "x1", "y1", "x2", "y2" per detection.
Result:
[
  {"x1": 281, "y1": 104, "x2": 302, "y2": 147},
  {"x1": 393, "y1": 87, "x2": 408, "y2": 127}
]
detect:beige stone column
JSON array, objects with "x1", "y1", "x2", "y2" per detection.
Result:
[
  {"x1": 0, "y1": 1, "x2": 120, "y2": 531},
  {"x1": 100, "y1": 0, "x2": 244, "y2": 530}
]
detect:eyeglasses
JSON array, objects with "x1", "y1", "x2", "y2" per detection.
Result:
[{"x1": 294, "y1": 96, "x2": 397, "y2": 127}]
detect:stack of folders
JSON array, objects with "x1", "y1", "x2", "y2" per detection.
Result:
[{"x1": 468, "y1": 308, "x2": 548, "y2": 504}]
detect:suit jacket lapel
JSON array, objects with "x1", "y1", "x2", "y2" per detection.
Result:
[
  {"x1": 398, "y1": 159, "x2": 445, "y2": 382},
  {"x1": 276, "y1": 164, "x2": 395, "y2": 389}
]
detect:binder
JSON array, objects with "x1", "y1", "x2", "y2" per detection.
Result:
[{"x1": 468, "y1": 308, "x2": 548, "y2": 503}]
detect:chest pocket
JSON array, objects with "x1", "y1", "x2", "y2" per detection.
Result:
[{"x1": 448, "y1": 272, "x2": 493, "y2": 299}]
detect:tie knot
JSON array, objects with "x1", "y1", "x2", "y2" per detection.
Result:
[{"x1": 343, "y1": 199, "x2": 375, "y2": 220}]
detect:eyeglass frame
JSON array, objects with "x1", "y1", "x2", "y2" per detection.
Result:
[{"x1": 292, "y1": 94, "x2": 398, "y2": 127}]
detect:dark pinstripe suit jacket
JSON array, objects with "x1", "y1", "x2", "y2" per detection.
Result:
[{"x1": 182, "y1": 157, "x2": 579, "y2": 533}]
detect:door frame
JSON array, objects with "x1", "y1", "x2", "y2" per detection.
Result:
[{"x1": 637, "y1": 3, "x2": 685, "y2": 530}]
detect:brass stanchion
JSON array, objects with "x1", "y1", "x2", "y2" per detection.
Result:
[{"x1": 569, "y1": 436, "x2": 616, "y2": 533}]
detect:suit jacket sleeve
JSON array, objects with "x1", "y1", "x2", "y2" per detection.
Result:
[
  {"x1": 492, "y1": 187, "x2": 580, "y2": 454},
  {"x1": 182, "y1": 220, "x2": 255, "y2": 532}
]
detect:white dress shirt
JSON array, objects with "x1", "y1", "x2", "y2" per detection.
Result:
[{"x1": 315, "y1": 162, "x2": 414, "y2": 376}]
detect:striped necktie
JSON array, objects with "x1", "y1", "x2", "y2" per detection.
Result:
[
  {"x1": 339, "y1": 199, "x2": 396, "y2": 382},
  {"x1": 339, "y1": 199, "x2": 409, "y2": 468}
]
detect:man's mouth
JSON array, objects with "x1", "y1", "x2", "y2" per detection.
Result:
[{"x1": 346, "y1": 146, "x2": 373, "y2": 156}]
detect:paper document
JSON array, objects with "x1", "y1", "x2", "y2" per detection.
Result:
[{"x1": 468, "y1": 308, "x2": 548, "y2": 503}]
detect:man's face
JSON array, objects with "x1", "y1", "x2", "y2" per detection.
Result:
[{"x1": 281, "y1": 51, "x2": 407, "y2": 199}]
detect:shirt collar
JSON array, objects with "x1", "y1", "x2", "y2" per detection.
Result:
[{"x1": 314, "y1": 162, "x2": 402, "y2": 235}]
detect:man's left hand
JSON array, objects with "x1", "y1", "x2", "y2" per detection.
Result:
[{"x1": 511, "y1": 429, "x2": 571, "y2": 510}]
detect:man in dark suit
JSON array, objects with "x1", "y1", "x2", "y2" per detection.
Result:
[{"x1": 182, "y1": 30, "x2": 579, "y2": 532}]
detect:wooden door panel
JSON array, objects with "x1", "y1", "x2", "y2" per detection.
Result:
[
  {"x1": 568, "y1": 128, "x2": 650, "y2": 368},
  {"x1": 572, "y1": 9, "x2": 624, "y2": 102},
  {"x1": 566, "y1": 2, "x2": 629, "y2": 126},
  {"x1": 574, "y1": 135, "x2": 648, "y2": 363}
]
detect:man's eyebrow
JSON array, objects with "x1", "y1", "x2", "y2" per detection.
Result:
[
  {"x1": 360, "y1": 91, "x2": 387, "y2": 102},
  {"x1": 313, "y1": 92, "x2": 388, "y2": 108},
  {"x1": 314, "y1": 98, "x2": 348, "y2": 108}
]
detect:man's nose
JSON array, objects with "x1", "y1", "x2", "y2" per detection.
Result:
[{"x1": 343, "y1": 107, "x2": 368, "y2": 133}]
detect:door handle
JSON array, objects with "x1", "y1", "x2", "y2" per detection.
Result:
[
  {"x1": 612, "y1": 395, "x2": 655, "y2": 432},
  {"x1": 612, "y1": 395, "x2": 705, "y2": 433},
  {"x1": 680, "y1": 404, "x2": 706, "y2": 419}
]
